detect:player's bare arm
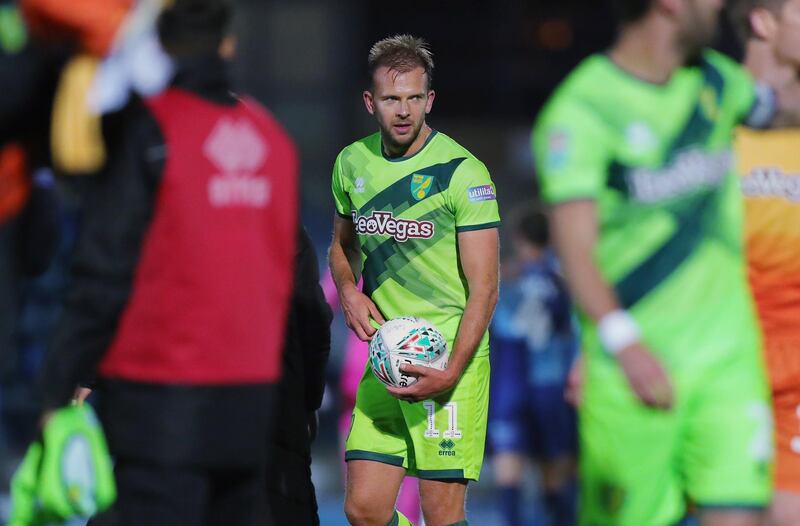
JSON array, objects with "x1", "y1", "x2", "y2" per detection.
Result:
[
  {"x1": 551, "y1": 200, "x2": 674, "y2": 410},
  {"x1": 329, "y1": 215, "x2": 385, "y2": 341},
  {"x1": 388, "y1": 227, "x2": 499, "y2": 402}
]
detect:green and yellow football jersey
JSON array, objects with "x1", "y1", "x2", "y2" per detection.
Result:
[
  {"x1": 534, "y1": 50, "x2": 760, "y2": 365},
  {"x1": 534, "y1": 50, "x2": 772, "y2": 525},
  {"x1": 333, "y1": 130, "x2": 500, "y2": 356}
]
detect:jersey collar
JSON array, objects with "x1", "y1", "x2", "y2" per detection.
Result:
[{"x1": 381, "y1": 130, "x2": 438, "y2": 162}]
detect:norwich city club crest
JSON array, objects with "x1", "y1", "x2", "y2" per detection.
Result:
[{"x1": 411, "y1": 174, "x2": 434, "y2": 201}]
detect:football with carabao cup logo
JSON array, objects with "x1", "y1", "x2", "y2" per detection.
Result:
[{"x1": 368, "y1": 317, "x2": 448, "y2": 388}]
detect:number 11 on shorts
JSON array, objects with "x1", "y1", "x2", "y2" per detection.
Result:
[{"x1": 423, "y1": 401, "x2": 462, "y2": 439}]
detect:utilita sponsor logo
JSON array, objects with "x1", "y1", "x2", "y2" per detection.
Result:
[
  {"x1": 352, "y1": 211, "x2": 434, "y2": 242},
  {"x1": 204, "y1": 117, "x2": 271, "y2": 208},
  {"x1": 467, "y1": 185, "x2": 496, "y2": 202},
  {"x1": 741, "y1": 167, "x2": 800, "y2": 202}
]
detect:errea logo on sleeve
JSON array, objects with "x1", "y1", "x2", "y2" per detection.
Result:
[
  {"x1": 354, "y1": 177, "x2": 366, "y2": 193},
  {"x1": 467, "y1": 185, "x2": 496, "y2": 202}
]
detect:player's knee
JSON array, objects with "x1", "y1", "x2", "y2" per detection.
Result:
[
  {"x1": 420, "y1": 498, "x2": 465, "y2": 526},
  {"x1": 540, "y1": 457, "x2": 576, "y2": 492},
  {"x1": 493, "y1": 452, "x2": 525, "y2": 486},
  {"x1": 494, "y1": 469, "x2": 523, "y2": 487},
  {"x1": 344, "y1": 495, "x2": 394, "y2": 526},
  {"x1": 767, "y1": 499, "x2": 800, "y2": 526}
]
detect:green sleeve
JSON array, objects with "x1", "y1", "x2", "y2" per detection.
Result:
[
  {"x1": 706, "y1": 50, "x2": 757, "y2": 123},
  {"x1": 732, "y1": 68, "x2": 757, "y2": 123},
  {"x1": 448, "y1": 158, "x2": 501, "y2": 232},
  {"x1": 331, "y1": 152, "x2": 352, "y2": 219},
  {"x1": 533, "y1": 99, "x2": 611, "y2": 204}
]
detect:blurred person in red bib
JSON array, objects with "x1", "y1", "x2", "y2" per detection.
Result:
[{"x1": 39, "y1": 2, "x2": 299, "y2": 525}]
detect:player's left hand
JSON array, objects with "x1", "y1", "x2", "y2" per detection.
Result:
[{"x1": 386, "y1": 364, "x2": 459, "y2": 402}]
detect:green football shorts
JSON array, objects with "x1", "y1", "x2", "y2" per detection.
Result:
[
  {"x1": 580, "y1": 341, "x2": 772, "y2": 526},
  {"x1": 345, "y1": 352, "x2": 490, "y2": 481}
]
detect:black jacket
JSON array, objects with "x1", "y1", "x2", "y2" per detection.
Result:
[
  {"x1": 283, "y1": 228, "x2": 332, "y2": 419},
  {"x1": 266, "y1": 228, "x2": 331, "y2": 526},
  {"x1": 40, "y1": 56, "x2": 291, "y2": 467}
]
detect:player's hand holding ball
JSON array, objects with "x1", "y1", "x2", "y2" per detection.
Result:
[
  {"x1": 339, "y1": 282, "x2": 386, "y2": 341},
  {"x1": 369, "y1": 317, "x2": 455, "y2": 402},
  {"x1": 388, "y1": 362, "x2": 458, "y2": 403}
]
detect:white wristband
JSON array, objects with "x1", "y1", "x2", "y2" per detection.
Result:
[{"x1": 598, "y1": 310, "x2": 641, "y2": 355}]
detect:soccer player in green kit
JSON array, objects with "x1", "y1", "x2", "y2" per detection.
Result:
[
  {"x1": 328, "y1": 36, "x2": 500, "y2": 526},
  {"x1": 534, "y1": 0, "x2": 800, "y2": 525}
]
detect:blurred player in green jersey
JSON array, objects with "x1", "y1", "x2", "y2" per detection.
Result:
[
  {"x1": 533, "y1": 0, "x2": 800, "y2": 524},
  {"x1": 328, "y1": 35, "x2": 500, "y2": 526}
]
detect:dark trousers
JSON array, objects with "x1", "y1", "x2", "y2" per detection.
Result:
[
  {"x1": 266, "y1": 443, "x2": 319, "y2": 526},
  {"x1": 90, "y1": 459, "x2": 271, "y2": 526}
]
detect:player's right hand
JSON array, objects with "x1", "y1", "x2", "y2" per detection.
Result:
[
  {"x1": 339, "y1": 283, "x2": 386, "y2": 341},
  {"x1": 616, "y1": 343, "x2": 674, "y2": 410}
]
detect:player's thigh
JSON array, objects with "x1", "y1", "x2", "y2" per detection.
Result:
[
  {"x1": 488, "y1": 339, "x2": 526, "y2": 424},
  {"x1": 580, "y1": 353, "x2": 684, "y2": 526},
  {"x1": 766, "y1": 490, "x2": 800, "y2": 526},
  {"x1": 530, "y1": 384, "x2": 577, "y2": 461},
  {"x1": 486, "y1": 363, "x2": 525, "y2": 456},
  {"x1": 698, "y1": 509, "x2": 762, "y2": 526},
  {"x1": 345, "y1": 459, "x2": 407, "y2": 520},
  {"x1": 403, "y1": 354, "x2": 489, "y2": 481},
  {"x1": 345, "y1": 367, "x2": 410, "y2": 469},
  {"x1": 529, "y1": 385, "x2": 577, "y2": 492},
  {"x1": 487, "y1": 414, "x2": 527, "y2": 469},
  {"x1": 772, "y1": 389, "x2": 800, "y2": 495},
  {"x1": 418, "y1": 478, "x2": 468, "y2": 526},
  {"x1": 682, "y1": 350, "x2": 771, "y2": 512}
]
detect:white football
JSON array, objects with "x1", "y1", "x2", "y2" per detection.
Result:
[{"x1": 369, "y1": 317, "x2": 448, "y2": 388}]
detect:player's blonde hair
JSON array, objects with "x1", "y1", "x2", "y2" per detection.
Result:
[{"x1": 367, "y1": 34, "x2": 434, "y2": 90}]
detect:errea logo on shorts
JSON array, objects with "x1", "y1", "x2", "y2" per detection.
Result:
[
  {"x1": 439, "y1": 439, "x2": 456, "y2": 457},
  {"x1": 351, "y1": 211, "x2": 434, "y2": 242}
]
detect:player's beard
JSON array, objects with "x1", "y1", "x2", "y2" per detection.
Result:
[{"x1": 381, "y1": 117, "x2": 425, "y2": 156}]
